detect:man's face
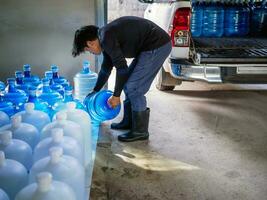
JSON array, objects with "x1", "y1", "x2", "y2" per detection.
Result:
[{"x1": 85, "y1": 39, "x2": 102, "y2": 55}]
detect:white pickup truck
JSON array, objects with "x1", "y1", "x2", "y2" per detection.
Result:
[{"x1": 139, "y1": 0, "x2": 267, "y2": 90}]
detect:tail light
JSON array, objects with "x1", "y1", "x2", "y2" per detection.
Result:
[{"x1": 170, "y1": 8, "x2": 191, "y2": 47}]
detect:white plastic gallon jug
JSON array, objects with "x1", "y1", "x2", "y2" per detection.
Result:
[
  {"x1": 41, "y1": 112, "x2": 83, "y2": 150},
  {"x1": 55, "y1": 102, "x2": 91, "y2": 166},
  {"x1": 0, "y1": 151, "x2": 28, "y2": 200},
  {"x1": 0, "y1": 131, "x2": 32, "y2": 170},
  {"x1": 13, "y1": 103, "x2": 50, "y2": 132},
  {"x1": 0, "y1": 115, "x2": 39, "y2": 149},
  {"x1": 15, "y1": 172, "x2": 76, "y2": 200},
  {"x1": 0, "y1": 188, "x2": 9, "y2": 200},
  {"x1": 30, "y1": 147, "x2": 85, "y2": 200},
  {"x1": 0, "y1": 111, "x2": 9, "y2": 128},
  {"x1": 33, "y1": 128, "x2": 83, "y2": 165}
]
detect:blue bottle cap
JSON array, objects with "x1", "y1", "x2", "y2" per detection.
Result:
[
  {"x1": 45, "y1": 71, "x2": 53, "y2": 79},
  {"x1": 7, "y1": 78, "x2": 16, "y2": 84},
  {"x1": 23, "y1": 64, "x2": 31, "y2": 71},
  {"x1": 15, "y1": 71, "x2": 24, "y2": 78},
  {"x1": 51, "y1": 65, "x2": 59, "y2": 72}
]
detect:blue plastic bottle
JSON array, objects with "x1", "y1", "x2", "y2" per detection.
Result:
[
  {"x1": 15, "y1": 71, "x2": 29, "y2": 93},
  {"x1": 23, "y1": 64, "x2": 41, "y2": 87},
  {"x1": 84, "y1": 90, "x2": 121, "y2": 123},
  {"x1": 45, "y1": 71, "x2": 64, "y2": 97},
  {"x1": 15, "y1": 172, "x2": 76, "y2": 200},
  {"x1": 0, "y1": 81, "x2": 6, "y2": 92},
  {"x1": 30, "y1": 147, "x2": 85, "y2": 200},
  {"x1": 0, "y1": 111, "x2": 9, "y2": 127},
  {"x1": 0, "y1": 151, "x2": 28, "y2": 200},
  {"x1": 0, "y1": 101, "x2": 14, "y2": 117},
  {"x1": 191, "y1": 0, "x2": 204, "y2": 37},
  {"x1": 27, "y1": 86, "x2": 50, "y2": 114},
  {"x1": 38, "y1": 78, "x2": 63, "y2": 107},
  {"x1": 0, "y1": 131, "x2": 33, "y2": 170},
  {"x1": 202, "y1": 0, "x2": 225, "y2": 37},
  {"x1": 74, "y1": 61, "x2": 98, "y2": 102},
  {"x1": 250, "y1": 0, "x2": 267, "y2": 36},
  {"x1": 2, "y1": 78, "x2": 28, "y2": 113},
  {"x1": 0, "y1": 188, "x2": 9, "y2": 200},
  {"x1": 51, "y1": 65, "x2": 68, "y2": 85}
]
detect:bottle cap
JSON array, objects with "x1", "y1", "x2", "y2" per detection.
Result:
[
  {"x1": 66, "y1": 102, "x2": 76, "y2": 111},
  {"x1": 25, "y1": 103, "x2": 35, "y2": 113},
  {"x1": 45, "y1": 71, "x2": 53, "y2": 79},
  {"x1": 49, "y1": 147, "x2": 63, "y2": 164},
  {"x1": 51, "y1": 128, "x2": 64, "y2": 143},
  {"x1": 56, "y1": 112, "x2": 67, "y2": 121},
  {"x1": 11, "y1": 115, "x2": 22, "y2": 128},
  {"x1": 23, "y1": 64, "x2": 31, "y2": 71},
  {"x1": 51, "y1": 65, "x2": 59, "y2": 72},
  {"x1": 15, "y1": 71, "x2": 24, "y2": 78},
  {"x1": 0, "y1": 131, "x2": 12, "y2": 146},
  {"x1": 36, "y1": 172, "x2": 52, "y2": 192}
]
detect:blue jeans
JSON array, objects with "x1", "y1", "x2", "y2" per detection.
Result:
[{"x1": 124, "y1": 41, "x2": 172, "y2": 111}]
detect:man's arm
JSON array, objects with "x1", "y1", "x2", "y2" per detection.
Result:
[{"x1": 93, "y1": 52, "x2": 113, "y2": 92}]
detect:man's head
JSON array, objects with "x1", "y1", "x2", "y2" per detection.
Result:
[{"x1": 72, "y1": 25, "x2": 102, "y2": 57}]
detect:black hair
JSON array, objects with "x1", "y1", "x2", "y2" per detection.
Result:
[{"x1": 72, "y1": 25, "x2": 99, "y2": 57}]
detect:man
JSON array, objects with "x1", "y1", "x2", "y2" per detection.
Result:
[{"x1": 72, "y1": 16, "x2": 171, "y2": 142}]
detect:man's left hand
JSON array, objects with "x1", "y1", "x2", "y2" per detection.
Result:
[{"x1": 108, "y1": 96, "x2": 121, "y2": 108}]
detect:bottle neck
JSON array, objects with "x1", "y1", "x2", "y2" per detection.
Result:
[
  {"x1": 64, "y1": 91, "x2": 73, "y2": 102},
  {"x1": 52, "y1": 72, "x2": 59, "y2": 79},
  {"x1": 24, "y1": 71, "x2": 31, "y2": 78},
  {"x1": 8, "y1": 83, "x2": 16, "y2": 92},
  {"x1": 16, "y1": 77, "x2": 23, "y2": 85}
]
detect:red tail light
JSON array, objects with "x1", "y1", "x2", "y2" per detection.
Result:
[{"x1": 170, "y1": 8, "x2": 191, "y2": 47}]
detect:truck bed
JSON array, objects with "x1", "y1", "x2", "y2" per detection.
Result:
[{"x1": 191, "y1": 37, "x2": 267, "y2": 64}]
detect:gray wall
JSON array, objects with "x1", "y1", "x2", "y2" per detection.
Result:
[{"x1": 0, "y1": 0, "x2": 101, "y2": 83}]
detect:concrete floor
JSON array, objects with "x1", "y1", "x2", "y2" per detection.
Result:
[{"x1": 90, "y1": 81, "x2": 267, "y2": 200}]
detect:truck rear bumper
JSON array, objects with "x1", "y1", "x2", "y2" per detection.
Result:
[{"x1": 169, "y1": 58, "x2": 267, "y2": 84}]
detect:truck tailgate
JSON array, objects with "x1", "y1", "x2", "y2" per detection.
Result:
[{"x1": 191, "y1": 38, "x2": 267, "y2": 64}]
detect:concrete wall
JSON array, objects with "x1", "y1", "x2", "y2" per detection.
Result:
[{"x1": 0, "y1": 0, "x2": 99, "y2": 83}]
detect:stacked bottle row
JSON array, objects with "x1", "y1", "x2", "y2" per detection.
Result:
[
  {"x1": 0, "y1": 103, "x2": 92, "y2": 200},
  {"x1": 0, "y1": 62, "x2": 98, "y2": 119},
  {"x1": 191, "y1": 0, "x2": 267, "y2": 37}
]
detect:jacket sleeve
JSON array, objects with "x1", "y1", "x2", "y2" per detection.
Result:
[
  {"x1": 93, "y1": 52, "x2": 113, "y2": 92},
  {"x1": 101, "y1": 31, "x2": 130, "y2": 97}
]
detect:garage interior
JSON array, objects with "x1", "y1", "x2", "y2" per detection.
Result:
[{"x1": 0, "y1": 0, "x2": 267, "y2": 200}]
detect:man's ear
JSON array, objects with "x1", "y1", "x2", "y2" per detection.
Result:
[{"x1": 86, "y1": 41, "x2": 94, "y2": 47}]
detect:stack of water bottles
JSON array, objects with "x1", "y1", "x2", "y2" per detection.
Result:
[
  {"x1": 191, "y1": 0, "x2": 267, "y2": 37},
  {"x1": 0, "y1": 61, "x2": 121, "y2": 200}
]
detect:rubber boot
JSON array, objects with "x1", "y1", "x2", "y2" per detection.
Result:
[
  {"x1": 111, "y1": 99, "x2": 132, "y2": 130},
  {"x1": 118, "y1": 108, "x2": 150, "y2": 142}
]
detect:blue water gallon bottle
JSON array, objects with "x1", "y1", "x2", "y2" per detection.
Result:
[
  {"x1": 191, "y1": 0, "x2": 204, "y2": 37},
  {"x1": 203, "y1": 0, "x2": 225, "y2": 37},
  {"x1": 0, "y1": 115, "x2": 40, "y2": 149},
  {"x1": 0, "y1": 151, "x2": 28, "y2": 200},
  {"x1": 38, "y1": 78, "x2": 63, "y2": 107},
  {"x1": 45, "y1": 71, "x2": 64, "y2": 97},
  {"x1": 2, "y1": 78, "x2": 28, "y2": 113},
  {"x1": 23, "y1": 64, "x2": 41, "y2": 87},
  {"x1": 74, "y1": 61, "x2": 98, "y2": 102},
  {"x1": 51, "y1": 65, "x2": 68, "y2": 85},
  {"x1": 250, "y1": 0, "x2": 267, "y2": 35},
  {"x1": 30, "y1": 147, "x2": 85, "y2": 200},
  {"x1": 0, "y1": 81, "x2": 5, "y2": 92},
  {"x1": 0, "y1": 188, "x2": 9, "y2": 200},
  {"x1": 27, "y1": 86, "x2": 50, "y2": 114},
  {"x1": 0, "y1": 100, "x2": 14, "y2": 117},
  {"x1": 33, "y1": 128, "x2": 83, "y2": 165},
  {"x1": 15, "y1": 172, "x2": 76, "y2": 200},
  {"x1": 84, "y1": 90, "x2": 121, "y2": 123},
  {"x1": 0, "y1": 131, "x2": 33, "y2": 170},
  {"x1": 0, "y1": 111, "x2": 9, "y2": 127},
  {"x1": 15, "y1": 71, "x2": 29, "y2": 93}
]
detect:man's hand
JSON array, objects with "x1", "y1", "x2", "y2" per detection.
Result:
[{"x1": 108, "y1": 96, "x2": 121, "y2": 109}]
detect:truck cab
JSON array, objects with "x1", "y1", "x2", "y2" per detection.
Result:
[{"x1": 139, "y1": 0, "x2": 267, "y2": 90}]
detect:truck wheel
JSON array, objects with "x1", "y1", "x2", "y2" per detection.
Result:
[{"x1": 156, "y1": 67, "x2": 181, "y2": 91}]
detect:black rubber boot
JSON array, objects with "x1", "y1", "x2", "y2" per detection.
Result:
[
  {"x1": 111, "y1": 100, "x2": 132, "y2": 130},
  {"x1": 118, "y1": 108, "x2": 150, "y2": 142}
]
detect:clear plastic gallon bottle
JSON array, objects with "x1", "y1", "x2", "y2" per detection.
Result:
[
  {"x1": 74, "y1": 61, "x2": 98, "y2": 102},
  {"x1": 0, "y1": 131, "x2": 33, "y2": 170},
  {"x1": 0, "y1": 188, "x2": 9, "y2": 200},
  {"x1": 33, "y1": 128, "x2": 83, "y2": 165},
  {"x1": 30, "y1": 147, "x2": 85, "y2": 200},
  {"x1": 0, "y1": 111, "x2": 9, "y2": 127},
  {"x1": 14, "y1": 103, "x2": 50, "y2": 132},
  {"x1": 191, "y1": 0, "x2": 204, "y2": 37},
  {"x1": 0, "y1": 151, "x2": 28, "y2": 200},
  {"x1": 84, "y1": 90, "x2": 121, "y2": 123},
  {"x1": 15, "y1": 172, "x2": 76, "y2": 200},
  {"x1": 0, "y1": 115, "x2": 39, "y2": 149}
]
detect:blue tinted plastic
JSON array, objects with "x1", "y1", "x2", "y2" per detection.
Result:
[
  {"x1": 27, "y1": 86, "x2": 50, "y2": 114},
  {"x1": 191, "y1": 0, "x2": 204, "y2": 37},
  {"x1": 250, "y1": 0, "x2": 267, "y2": 36},
  {"x1": 38, "y1": 78, "x2": 63, "y2": 107},
  {"x1": 202, "y1": 0, "x2": 224, "y2": 37},
  {"x1": 0, "y1": 131, "x2": 33, "y2": 170},
  {"x1": 45, "y1": 71, "x2": 64, "y2": 97},
  {"x1": 2, "y1": 78, "x2": 28, "y2": 112},
  {"x1": 51, "y1": 65, "x2": 68, "y2": 85},
  {"x1": 23, "y1": 64, "x2": 41, "y2": 87},
  {"x1": 74, "y1": 61, "x2": 98, "y2": 102},
  {"x1": 0, "y1": 101, "x2": 14, "y2": 117},
  {"x1": 0, "y1": 188, "x2": 9, "y2": 200},
  {"x1": 84, "y1": 90, "x2": 121, "y2": 123},
  {"x1": 0, "y1": 151, "x2": 28, "y2": 200},
  {"x1": 15, "y1": 71, "x2": 29, "y2": 93},
  {"x1": 0, "y1": 111, "x2": 9, "y2": 127},
  {"x1": 0, "y1": 81, "x2": 6, "y2": 92}
]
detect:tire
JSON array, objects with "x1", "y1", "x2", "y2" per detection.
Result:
[{"x1": 156, "y1": 67, "x2": 181, "y2": 91}]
